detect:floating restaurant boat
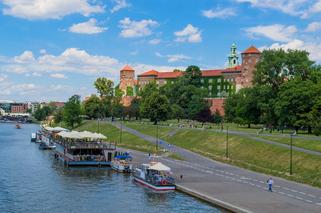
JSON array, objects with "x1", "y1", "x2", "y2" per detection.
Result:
[
  {"x1": 133, "y1": 161, "x2": 176, "y2": 191},
  {"x1": 53, "y1": 130, "x2": 116, "y2": 167},
  {"x1": 111, "y1": 152, "x2": 133, "y2": 173}
]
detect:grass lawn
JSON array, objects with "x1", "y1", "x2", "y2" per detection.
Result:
[
  {"x1": 258, "y1": 135, "x2": 321, "y2": 153},
  {"x1": 76, "y1": 120, "x2": 184, "y2": 160},
  {"x1": 124, "y1": 122, "x2": 321, "y2": 188}
]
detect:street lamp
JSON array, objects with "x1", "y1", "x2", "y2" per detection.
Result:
[
  {"x1": 290, "y1": 132, "x2": 294, "y2": 175},
  {"x1": 226, "y1": 125, "x2": 229, "y2": 159},
  {"x1": 155, "y1": 122, "x2": 159, "y2": 152}
]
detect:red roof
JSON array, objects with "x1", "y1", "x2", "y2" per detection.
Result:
[
  {"x1": 121, "y1": 65, "x2": 134, "y2": 71},
  {"x1": 138, "y1": 70, "x2": 159, "y2": 76},
  {"x1": 242, "y1": 46, "x2": 261, "y2": 54},
  {"x1": 156, "y1": 71, "x2": 183, "y2": 79},
  {"x1": 201, "y1": 69, "x2": 223, "y2": 77}
]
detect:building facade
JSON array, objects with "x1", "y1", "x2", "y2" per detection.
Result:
[{"x1": 119, "y1": 44, "x2": 261, "y2": 115}]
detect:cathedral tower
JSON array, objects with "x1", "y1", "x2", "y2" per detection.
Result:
[{"x1": 228, "y1": 43, "x2": 239, "y2": 68}]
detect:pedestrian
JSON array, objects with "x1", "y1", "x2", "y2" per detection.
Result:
[
  {"x1": 180, "y1": 174, "x2": 183, "y2": 180},
  {"x1": 148, "y1": 153, "x2": 151, "y2": 159},
  {"x1": 267, "y1": 177, "x2": 273, "y2": 192}
]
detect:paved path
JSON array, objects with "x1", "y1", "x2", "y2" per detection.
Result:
[{"x1": 112, "y1": 122, "x2": 321, "y2": 213}]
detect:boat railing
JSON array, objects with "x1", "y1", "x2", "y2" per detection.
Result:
[{"x1": 54, "y1": 140, "x2": 116, "y2": 150}]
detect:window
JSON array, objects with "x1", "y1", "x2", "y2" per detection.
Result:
[
  {"x1": 209, "y1": 91, "x2": 212, "y2": 96},
  {"x1": 217, "y1": 85, "x2": 220, "y2": 90},
  {"x1": 209, "y1": 79, "x2": 213, "y2": 83},
  {"x1": 218, "y1": 78, "x2": 221, "y2": 83},
  {"x1": 201, "y1": 79, "x2": 204, "y2": 83},
  {"x1": 208, "y1": 85, "x2": 212, "y2": 90}
]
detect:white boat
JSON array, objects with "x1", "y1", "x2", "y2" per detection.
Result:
[
  {"x1": 133, "y1": 161, "x2": 175, "y2": 191},
  {"x1": 111, "y1": 152, "x2": 133, "y2": 173}
]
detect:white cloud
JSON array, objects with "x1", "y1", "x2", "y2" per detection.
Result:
[
  {"x1": 0, "y1": 74, "x2": 8, "y2": 82},
  {"x1": 14, "y1": 51, "x2": 35, "y2": 63},
  {"x1": 1, "y1": 48, "x2": 119, "y2": 75},
  {"x1": 69, "y1": 18, "x2": 107, "y2": 34},
  {"x1": 245, "y1": 24, "x2": 297, "y2": 42},
  {"x1": 155, "y1": 52, "x2": 191, "y2": 63},
  {"x1": 202, "y1": 8, "x2": 236, "y2": 19},
  {"x1": 174, "y1": 24, "x2": 202, "y2": 43},
  {"x1": 236, "y1": 0, "x2": 309, "y2": 16},
  {"x1": 260, "y1": 39, "x2": 321, "y2": 62},
  {"x1": 310, "y1": 0, "x2": 321, "y2": 13},
  {"x1": 2, "y1": 0, "x2": 104, "y2": 20},
  {"x1": 167, "y1": 54, "x2": 191, "y2": 63},
  {"x1": 50, "y1": 73, "x2": 67, "y2": 79},
  {"x1": 149, "y1": 39, "x2": 161, "y2": 45},
  {"x1": 119, "y1": 17, "x2": 158, "y2": 38},
  {"x1": 306, "y1": 22, "x2": 321, "y2": 32},
  {"x1": 111, "y1": 0, "x2": 130, "y2": 13}
]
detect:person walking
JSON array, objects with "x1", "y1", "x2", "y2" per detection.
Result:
[{"x1": 267, "y1": 177, "x2": 274, "y2": 192}]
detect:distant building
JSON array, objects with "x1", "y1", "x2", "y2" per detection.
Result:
[
  {"x1": 0, "y1": 108, "x2": 5, "y2": 115},
  {"x1": 118, "y1": 44, "x2": 261, "y2": 115},
  {"x1": 27, "y1": 102, "x2": 40, "y2": 114},
  {"x1": 11, "y1": 103, "x2": 28, "y2": 113}
]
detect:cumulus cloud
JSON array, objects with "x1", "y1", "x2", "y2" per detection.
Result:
[
  {"x1": 119, "y1": 17, "x2": 158, "y2": 38},
  {"x1": 305, "y1": 21, "x2": 321, "y2": 32},
  {"x1": 174, "y1": 24, "x2": 202, "y2": 43},
  {"x1": 202, "y1": 8, "x2": 236, "y2": 19},
  {"x1": 260, "y1": 39, "x2": 321, "y2": 62},
  {"x1": 1, "y1": 48, "x2": 119, "y2": 75},
  {"x1": 69, "y1": 18, "x2": 107, "y2": 34},
  {"x1": 1, "y1": 0, "x2": 104, "y2": 20},
  {"x1": 111, "y1": 0, "x2": 130, "y2": 13},
  {"x1": 245, "y1": 24, "x2": 297, "y2": 42}
]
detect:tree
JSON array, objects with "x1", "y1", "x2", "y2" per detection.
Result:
[
  {"x1": 309, "y1": 97, "x2": 321, "y2": 135},
  {"x1": 63, "y1": 95, "x2": 82, "y2": 128},
  {"x1": 275, "y1": 79, "x2": 318, "y2": 133},
  {"x1": 171, "y1": 104, "x2": 184, "y2": 122},
  {"x1": 194, "y1": 104, "x2": 214, "y2": 124},
  {"x1": 126, "y1": 86, "x2": 134, "y2": 96},
  {"x1": 182, "y1": 65, "x2": 202, "y2": 87},
  {"x1": 53, "y1": 108, "x2": 64, "y2": 124},
  {"x1": 140, "y1": 92, "x2": 170, "y2": 124},
  {"x1": 213, "y1": 110, "x2": 223, "y2": 124},
  {"x1": 34, "y1": 106, "x2": 53, "y2": 121},
  {"x1": 83, "y1": 95, "x2": 101, "y2": 119},
  {"x1": 94, "y1": 77, "x2": 114, "y2": 98}
]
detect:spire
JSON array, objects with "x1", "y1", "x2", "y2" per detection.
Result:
[{"x1": 228, "y1": 43, "x2": 239, "y2": 68}]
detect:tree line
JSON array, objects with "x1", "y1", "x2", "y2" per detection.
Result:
[{"x1": 224, "y1": 49, "x2": 321, "y2": 135}]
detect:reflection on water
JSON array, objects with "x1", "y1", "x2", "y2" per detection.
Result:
[{"x1": 0, "y1": 123, "x2": 222, "y2": 213}]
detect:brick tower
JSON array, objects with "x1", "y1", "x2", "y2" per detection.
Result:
[
  {"x1": 236, "y1": 46, "x2": 261, "y2": 90},
  {"x1": 119, "y1": 65, "x2": 135, "y2": 95},
  {"x1": 119, "y1": 65, "x2": 135, "y2": 106}
]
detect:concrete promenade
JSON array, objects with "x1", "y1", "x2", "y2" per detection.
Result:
[{"x1": 113, "y1": 122, "x2": 321, "y2": 213}]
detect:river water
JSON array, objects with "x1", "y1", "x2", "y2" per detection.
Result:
[{"x1": 0, "y1": 123, "x2": 222, "y2": 213}]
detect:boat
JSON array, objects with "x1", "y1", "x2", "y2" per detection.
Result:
[
  {"x1": 53, "y1": 130, "x2": 116, "y2": 167},
  {"x1": 111, "y1": 152, "x2": 133, "y2": 173},
  {"x1": 31, "y1": 133, "x2": 36, "y2": 142},
  {"x1": 15, "y1": 124, "x2": 21, "y2": 129},
  {"x1": 133, "y1": 161, "x2": 176, "y2": 191},
  {"x1": 35, "y1": 131, "x2": 42, "y2": 143},
  {"x1": 39, "y1": 126, "x2": 67, "y2": 149}
]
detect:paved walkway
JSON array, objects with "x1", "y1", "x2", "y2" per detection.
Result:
[{"x1": 112, "y1": 122, "x2": 321, "y2": 213}]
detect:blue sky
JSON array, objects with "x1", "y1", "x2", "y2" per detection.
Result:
[{"x1": 0, "y1": 0, "x2": 321, "y2": 102}]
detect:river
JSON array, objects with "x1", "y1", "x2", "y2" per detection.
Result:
[{"x1": 0, "y1": 123, "x2": 222, "y2": 213}]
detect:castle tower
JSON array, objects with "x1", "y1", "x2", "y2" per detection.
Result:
[
  {"x1": 228, "y1": 43, "x2": 239, "y2": 68},
  {"x1": 236, "y1": 46, "x2": 261, "y2": 90},
  {"x1": 119, "y1": 65, "x2": 135, "y2": 95}
]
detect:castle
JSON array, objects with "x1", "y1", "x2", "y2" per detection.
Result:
[{"x1": 119, "y1": 44, "x2": 261, "y2": 115}]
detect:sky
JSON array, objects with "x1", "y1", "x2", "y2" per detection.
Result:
[{"x1": 0, "y1": 0, "x2": 321, "y2": 102}]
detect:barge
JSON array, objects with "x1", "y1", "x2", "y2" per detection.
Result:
[{"x1": 54, "y1": 130, "x2": 116, "y2": 167}]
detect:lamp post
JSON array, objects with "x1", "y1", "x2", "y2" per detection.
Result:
[
  {"x1": 226, "y1": 125, "x2": 229, "y2": 159},
  {"x1": 155, "y1": 122, "x2": 159, "y2": 152},
  {"x1": 290, "y1": 133, "x2": 293, "y2": 175}
]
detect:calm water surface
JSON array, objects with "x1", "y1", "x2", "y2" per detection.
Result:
[{"x1": 0, "y1": 123, "x2": 222, "y2": 213}]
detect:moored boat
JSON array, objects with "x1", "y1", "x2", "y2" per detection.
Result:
[
  {"x1": 111, "y1": 152, "x2": 133, "y2": 173},
  {"x1": 133, "y1": 161, "x2": 175, "y2": 191},
  {"x1": 15, "y1": 124, "x2": 21, "y2": 129},
  {"x1": 53, "y1": 130, "x2": 116, "y2": 167}
]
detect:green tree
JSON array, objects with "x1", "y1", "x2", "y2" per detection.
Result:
[
  {"x1": 126, "y1": 86, "x2": 134, "y2": 96},
  {"x1": 63, "y1": 95, "x2": 82, "y2": 128},
  {"x1": 309, "y1": 97, "x2": 321, "y2": 135},
  {"x1": 34, "y1": 106, "x2": 53, "y2": 121},
  {"x1": 53, "y1": 108, "x2": 64, "y2": 124},
  {"x1": 140, "y1": 91, "x2": 170, "y2": 124},
  {"x1": 194, "y1": 104, "x2": 214, "y2": 124},
  {"x1": 213, "y1": 110, "x2": 223, "y2": 124},
  {"x1": 182, "y1": 65, "x2": 202, "y2": 87},
  {"x1": 171, "y1": 104, "x2": 184, "y2": 122},
  {"x1": 83, "y1": 95, "x2": 101, "y2": 119},
  {"x1": 94, "y1": 77, "x2": 114, "y2": 98}
]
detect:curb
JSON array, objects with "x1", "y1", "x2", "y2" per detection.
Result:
[{"x1": 176, "y1": 184, "x2": 252, "y2": 213}]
